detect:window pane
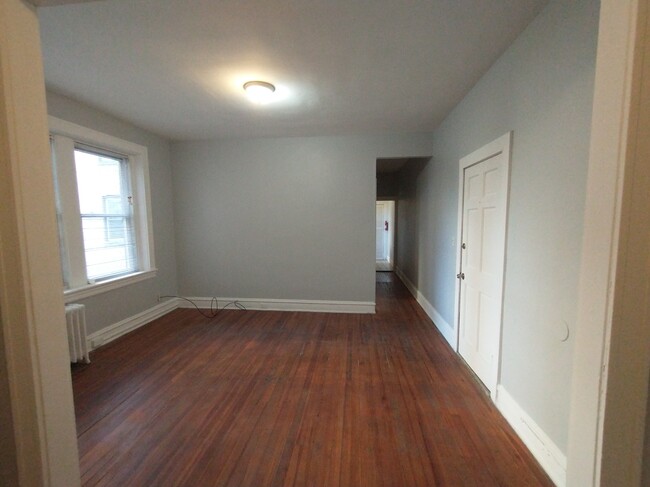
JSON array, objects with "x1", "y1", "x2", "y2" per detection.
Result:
[{"x1": 74, "y1": 149, "x2": 137, "y2": 281}]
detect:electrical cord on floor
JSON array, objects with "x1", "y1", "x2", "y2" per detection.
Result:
[{"x1": 159, "y1": 295, "x2": 246, "y2": 319}]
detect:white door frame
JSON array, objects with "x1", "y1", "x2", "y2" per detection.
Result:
[
  {"x1": 567, "y1": 0, "x2": 650, "y2": 484},
  {"x1": 0, "y1": 1, "x2": 80, "y2": 485},
  {"x1": 453, "y1": 132, "x2": 512, "y2": 398}
]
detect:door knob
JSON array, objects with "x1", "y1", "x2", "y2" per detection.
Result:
[{"x1": 456, "y1": 273, "x2": 465, "y2": 280}]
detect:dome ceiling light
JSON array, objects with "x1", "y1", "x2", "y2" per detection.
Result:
[{"x1": 243, "y1": 80, "x2": 276, "y2": 104}]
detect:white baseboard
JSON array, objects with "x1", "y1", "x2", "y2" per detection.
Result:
[
  {"x1": 496, "y1": 385, "x2": 566, "y2": 487},
  {"x1": 84, "y1": 294, "x2": 373, "y2": 351},
  {"x1": 87, "y1": 298, "x2": 179, "y2": 350},
  {"x1": 180, "y1": 297, "x2": 375, "y2": 314},
  {"x1": 394, "y1": 266, "x2": 455, "y2": 347},
  {"x1": 393, "y1": 268, "x2": 563, "y2": 485}
]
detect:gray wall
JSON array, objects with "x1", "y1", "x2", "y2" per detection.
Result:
[
  {"x1": 171, "y1": 133, "x2": 431, "y2": 303},
  {"x1": 46, "y1": 91, "x2": 178, "y2": 335},
  {"x1": 395, "y1": 158, "x2": 430, "y2": 281},
  {"x1": 396, "y1": 0, "x2": 598, "y2": 452}
]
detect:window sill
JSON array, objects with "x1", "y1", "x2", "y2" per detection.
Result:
[{"x1": 63, "y1": 269, "x2": 157, "y2": 303}]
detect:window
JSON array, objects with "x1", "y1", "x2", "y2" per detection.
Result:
[
  {"x1": 75, "y1": 148, "x2": 136, "y2": 280},
  {"x1": 103, "y1": 195, "x2": 128, "y2": 243},
  {"x1": 49, "y1": 117, "x2": 156, "y2": 301}
]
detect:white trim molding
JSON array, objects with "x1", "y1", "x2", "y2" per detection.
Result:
[
  {"x1": 496, "y1": 385, "x2": 566, "y2": 487},
  {"x1": 48, "y1": 116, "x2": 148, "y2": 155},
  {"x1": 0, "y1": 2, "x2": 81, "y2": 484},
  {"x1": 63, "y1": 269, "x2": 157, "y2": 303},
  {"x1": 567, "y1": 1, "x2": 650, "y2": 485},
  {"x1": 179, "y1": 297, "x2": 375, "y2": 314},
  {"x1": 87, "y1": 298, "x2": 179, "y2": 350},
  {"x1": 394, "y1": 266, "x2": 455, "y2": 347},
  {"x1": 49, "y1": 115, "x2": 157, "y2": 292}
]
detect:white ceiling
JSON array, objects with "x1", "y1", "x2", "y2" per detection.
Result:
[{"x1": 38, "y1": 0, "x2": 547, "y2": 141}]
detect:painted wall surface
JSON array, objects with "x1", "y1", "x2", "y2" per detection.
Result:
[
  {"x1": 396, "y1": 0, "x2": 598, "y2": 452},
  {"x1": 396, "y1": 159, "x2": 430, "y2": 280},
  {"x1": 171, "y1": 133, "x2": 431, "y2": 303},
  {"x1": 46, "y1": 91, "x2": 178, "y2": 335}
]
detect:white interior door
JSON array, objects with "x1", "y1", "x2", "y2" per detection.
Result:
[
  {"x1": 457, "y1": 134, "x2": 510, "y2": 395},
  {"x1": 376, "y1": 202, "x2": 388, "y2": 260}
]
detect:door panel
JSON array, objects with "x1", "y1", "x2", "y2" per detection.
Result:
[
  {"x1": 376, "y1": 202, "x2": 387, "y2": 260},
  {"x1": 458, "y1": 148, "x2": 508, "y2": 393}
]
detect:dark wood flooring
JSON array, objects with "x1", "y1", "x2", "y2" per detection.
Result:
[{"x1": 72, "y1": 272, "x2": 553, "y2": 486}]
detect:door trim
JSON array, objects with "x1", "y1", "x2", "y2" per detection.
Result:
[
  {"x1": 453, "y1": 132, "x2": 512, "y2": 398},
  {"x1": 567, "y1": 1, "x2": 650, "y2": 484},
  {"x1": 0, "y1": 2, "x2": 81, "y2": 485}
]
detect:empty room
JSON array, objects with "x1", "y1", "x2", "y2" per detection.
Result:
[{"x1": 1, "y1": 0, "x2": 649, "y2": 486}]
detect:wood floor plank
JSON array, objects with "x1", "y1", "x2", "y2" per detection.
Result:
[{"x1": 72, "y1": 273, "x2": 554, "y2": 487}]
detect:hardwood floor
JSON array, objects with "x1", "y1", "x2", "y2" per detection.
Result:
[{"x1": 72, "y1": 273, "x2": 553, "y2": 486}]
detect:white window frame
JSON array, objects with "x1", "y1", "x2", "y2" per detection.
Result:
[{"x1": 49, "y1": 116, "x2": 157, "y2": 302}]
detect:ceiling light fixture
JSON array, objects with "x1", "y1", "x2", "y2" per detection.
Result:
[{"x1": 243, "y1": 80, "x2": 276, "y2": 104}]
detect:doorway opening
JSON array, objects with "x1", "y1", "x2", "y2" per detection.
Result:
[{"x1": 376, "y1": 200, "x2": 395, "y2": 271}]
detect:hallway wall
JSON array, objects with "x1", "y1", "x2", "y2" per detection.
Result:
[{"x1": 396, "y1": 0, "x2": 599, "y2": 455}]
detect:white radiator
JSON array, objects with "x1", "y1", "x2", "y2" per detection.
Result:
[{"x1": 65, "y1": 303, "x2": 90, "y2": 364}]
